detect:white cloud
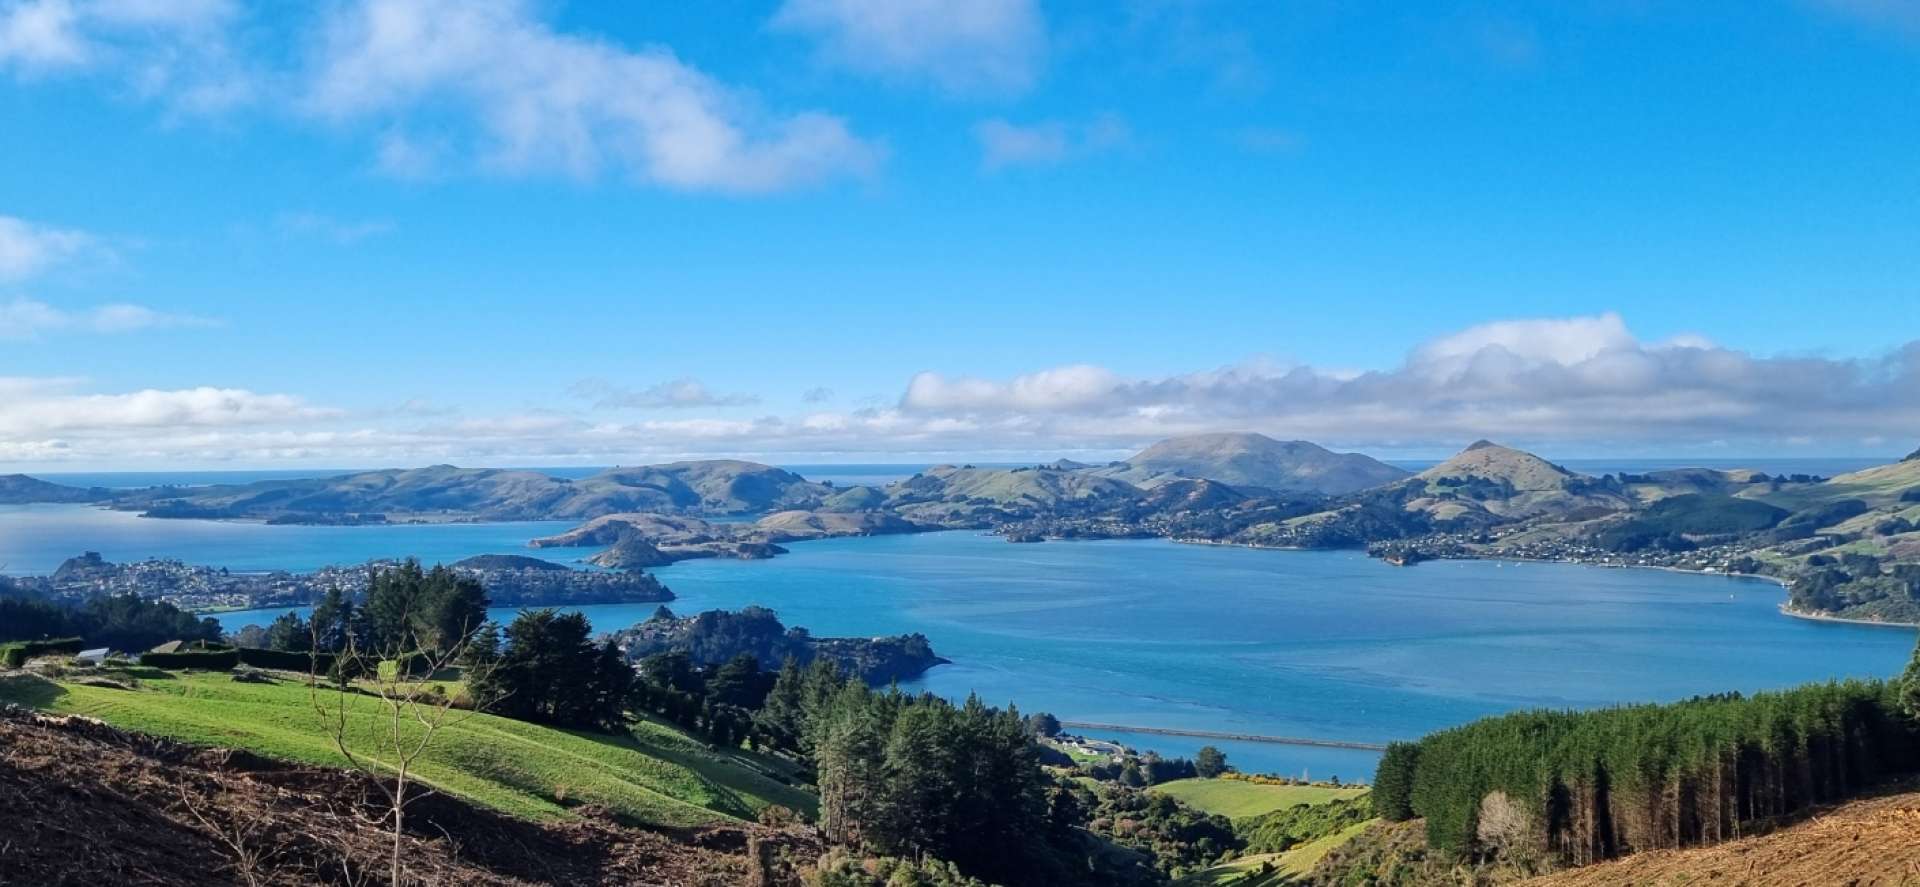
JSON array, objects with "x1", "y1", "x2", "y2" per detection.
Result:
[
  {"x1": 0, "y1": 0, "x2": 88, "y2": 68},
  {"x1": 974, "y1": 114, "x2": 1130, "y2": 171},
  {"x1": 1412, "y1": 312, "x2": 1638, "y2": 369},
  {"x1": 0, "y1": 378, "x2": 334, "y2": 437},
  {"x1": 0, "y1": 214, "x2": 93, "y2": 281},
  {"x1": 906, "y1": 364, "x2": 1125, "y2": 412},
  {"x1": 894, "y1": 314, "x2": 1920, "y2": 449},
  {"x1": 0, "y1": 0, "x2": 250, "y2": 111},
  {"x1": 771, "y1": 0, "x2": 1045, "y2": 95},
  {"x1": 0, "y1": 298, "x2": 215, "y2": 338},
  {"x1": 4, "y1": 1, "x2": 883, "y2": 194},
  {"x1": 4, "y1": 315, "x2": 1917, "y2": 467},
  {"x1": 571, "y1": 377, "x2": 761, "y2": 410},
  {"x1": 1118, "y1": 0, "x2": 1269, "y2": 94},
  {"x1": 373, "y1": 129, "x2": 445, "y2": 180},
  {"x1": 306, "y1": 0, "x2": 883, "y2": 193}
]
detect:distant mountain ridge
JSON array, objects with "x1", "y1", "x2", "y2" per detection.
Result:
[
  {"x1": 1094, "y1": 432, "x2": 1410, "y2": 495},
  {"x1": 97, "y1": 461, "x2": 832, "y2": 522},
  {"x1": 0, "y1": 474, "x2": 110, "y2": 505}
]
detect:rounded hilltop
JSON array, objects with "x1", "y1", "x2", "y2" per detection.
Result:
[{"x1": 1096, "y1": 432, "x2": 1411, "y2": 495}]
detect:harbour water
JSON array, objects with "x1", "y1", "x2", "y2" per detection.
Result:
[{"x1": 153, "y1": 522, "x2": 1915, "y2": 780}]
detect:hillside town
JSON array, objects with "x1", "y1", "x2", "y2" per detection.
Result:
[{"x1": 7, "y1": 551, "x2": 674, "y2": 612}]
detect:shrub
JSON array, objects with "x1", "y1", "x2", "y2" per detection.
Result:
[
  {"x1": 1240, "y1": 794, "x2": 1374, "y2": 855},
  {"x1": 0, "y1": 637, "x2": 85, "y2": 669},
  {"x1": 236, "y1": 647, "x2": 336, "y2": 673}
]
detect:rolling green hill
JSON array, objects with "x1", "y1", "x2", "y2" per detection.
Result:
[
  {"x1": 1597, "y1": 494, "x2": 1788, "y2": 548},
  {"x1": 0, "y1": 669, "x2": 815, "y2": 828},
  {"x1": 0, "y1": 473, "x2": 110, "y2": 504},
  {"x1": 105, "y1": 459, "x2": 833, "y2": 522},
  {"x1": 1745, "y1": 459, "x2": 1920, "y2": 510},
  {"x1": 1174, "y1": 822, "x2": 1374, "y2": 886},
  {"x1": 1150, "y1": 778, "x2": 1367, "y2": 819},
  {"x1": 1096, "y1": 433, "x2": 1410, "y2": 495}
]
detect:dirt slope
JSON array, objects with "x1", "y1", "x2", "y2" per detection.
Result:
[
  {"x1": 1524, "y1": 788, "x2": 1920, "y2": 887},
  {"x1": 0, "y1": 705, "x2": 817, "y2": 886}
]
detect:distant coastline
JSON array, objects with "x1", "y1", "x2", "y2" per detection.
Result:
[{"x1": 1778, "y1": 604, "x2": 1920, "y2": 630}]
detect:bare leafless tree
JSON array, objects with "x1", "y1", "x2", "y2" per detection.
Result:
[{"x1": 307, "y1": 614, "x2": 502, "y2": 887}]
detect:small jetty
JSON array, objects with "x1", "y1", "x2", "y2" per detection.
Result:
[{"x1": 1059, "y1": 721, "x2": 1390, "y2": 752}]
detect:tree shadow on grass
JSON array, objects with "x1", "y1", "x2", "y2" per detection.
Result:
[
  {"x1": 106, "y1": 666, "x2": 175, "y2": 681},
  {"x1": 0, "y1": 673, "x2": 70, "y2": 709},
  {"x1": 571, "y1": 723, "x2": 818, "y2": 818}
]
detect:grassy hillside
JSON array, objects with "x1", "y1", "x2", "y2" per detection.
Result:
[
  {"x1": 1414, "y1": 440, "x2": 1576, "y2": 492},
  {"x1": 1175, "y1": 822, "x2": 1374, "y2": 886},
  {"x1": 0, "y1": 705, "x2": 810, "y2": 886},
  {"x1": 1100, "y1": 432, "x2": 1410, "y2": 495},
  {"x1": 1150, "y1": 778, "x2": 1367, "y2": 819},
  {"x1": 1744, "y1": 460, "x2": 1920, "y2": 510},
  {"x1": 0, "y1": 668, "x2": 814, "y2": 828},
  {"x1": 105, "y1": 459, "x2": 832, "y2": 521}
]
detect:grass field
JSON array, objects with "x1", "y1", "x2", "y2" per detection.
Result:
[
  {"x1": 0, "y1": 668, "x2": 815, "y2": 828},
  {"x1": 1174, "y1": 821, "x2": 1374, "y2": 886},
  {"x1": 1150, "y1": 778, "x2": 1368, "y2": 819},
  {"x1": 1743, "y1": 461, "x2": 1920, "y2": 510}
]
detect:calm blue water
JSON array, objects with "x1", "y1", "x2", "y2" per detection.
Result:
[
  {"x1": 30, "y1": 463, "x2": 1020, "y2": 491},
  {"x1": 0, "y1": 505, "x2": 577, "y2": 574},
  {"x1": 185, "y1": 526, "x2": 1918, "y2": 781}
]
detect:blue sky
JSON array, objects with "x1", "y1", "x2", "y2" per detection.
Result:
[{"x1": 1, "y1": 0, "x2": 1917, "y2": 469}]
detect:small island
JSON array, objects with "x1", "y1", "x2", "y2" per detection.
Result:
[{"x1": 606, "y1": 605, "x2": 946, "y2": 685}]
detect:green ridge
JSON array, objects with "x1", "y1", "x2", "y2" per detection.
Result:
[{"x1": 0, "y1": 669, "x2": 816, "y2": 828}]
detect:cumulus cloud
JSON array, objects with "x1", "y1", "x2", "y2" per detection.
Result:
[
  {"x1": 571, "y1": 377, "x2": 761, "y2": 410},
  {"x1": 0, "y1": 298, "x2": 215, "y2": 338},
  {"x1": 905, "y1": 364, "x2": 1126, "y2": 412},
  {"x1": 4, "y1": 2, "x2": 883, "y2": 194},
  {"x1": 895, "y1": 313, "x2": 1920, "y2": 449},
  {"x1": 0, "y1": 214, "x2": 93, "y2": 281},
  {"x1": 5, "y1": 315, "x2": 1918, "y2": 467},
  {"x1": 0, "y1": 377, "x2": 333, "y2": 436},
  {"x1": 0, "y1": 0, "x2": 251, "y2": 112},
  {"x1": 974, "y1": 114, "x2": 1130, "y2": 171},
  {"x1": 0, "y1": 0, "x2": 87, "y2": 68},
  {"x1": 771, "y1": 0, "x2": 1045, "y2": 95},
  {"x1": 306, "y1": 0, "x2": 883, "y2": 193}
]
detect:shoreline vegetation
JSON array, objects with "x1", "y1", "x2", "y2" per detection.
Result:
[
  {"x1": 1179, "y1": 535, "x2": 1920, "y2": 628},
  {"x1": 1777, "y1": 603, "x2": 1920, "y2": 629}
]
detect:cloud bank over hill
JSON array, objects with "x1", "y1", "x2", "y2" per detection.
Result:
[
  {"x1": 1, "y1": 314, "x2": 1914, "y2": 467},
  {"x1": 897, "y1": 313, "x2": 1920, "y2": 444}
]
